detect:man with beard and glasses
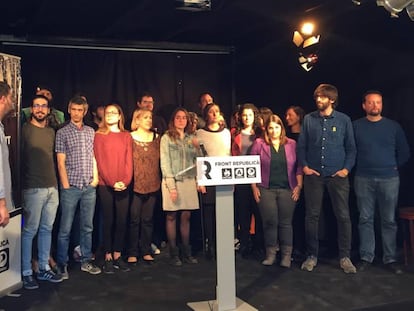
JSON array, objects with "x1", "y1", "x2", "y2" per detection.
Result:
[
  {"x1": 353, "y1": 90, "x2": 410, "y2": 274},
  {"x1": 21, "y1": 95, "x2": 63, "y2": 289},
  {"x1": 297, "y1": 84, "x2": 357, "y2": 273}
]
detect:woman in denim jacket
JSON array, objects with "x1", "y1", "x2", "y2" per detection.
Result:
[{"x1": 160, "y1": 107, "x2": 199, "y2": 266}]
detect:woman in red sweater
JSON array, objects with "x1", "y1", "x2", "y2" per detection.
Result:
[{"x1": 94, "y1": 104, "x2": 133, "y2": 273}]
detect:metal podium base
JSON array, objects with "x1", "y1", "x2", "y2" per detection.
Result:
[{"x1": 187, "y1": 297, "x2": 258, "y2": 311}]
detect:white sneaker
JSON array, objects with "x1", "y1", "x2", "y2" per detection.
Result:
[
  {"x1": 151, "y1": 243, "x2": 161, "y2": 255},
  {"x1": 340, "y1": 257, "x2": 357, "y2": 274},
  {"x1": 301, "y1": 256, "x2": 317, "y2": 272}
]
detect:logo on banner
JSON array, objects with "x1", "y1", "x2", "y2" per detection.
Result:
[
  {"x1": 222, "y1": 168, "x2": 232, "y2": 179},
  {"x1": 235, "y1": 168, "x2": 244, "y2": 179},
  {"x1": 0, "y1": 239, "x2": 10, "y2": 274},
  {"x1": 246, "y1": 167, "x2": 256, "y2": 178},
  {"x1": 202, "y1": 161, "x2": 212, "y2": 179}
]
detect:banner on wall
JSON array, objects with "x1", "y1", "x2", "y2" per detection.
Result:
[
  {"x1": 0, "y1": 52, "x2": 22, "y2": 209},
  {"x1": 0, "y1": 52, "x2": 22, "y2": 295}
]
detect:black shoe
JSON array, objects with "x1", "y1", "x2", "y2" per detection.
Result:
[
  {"x1": 113, "y1": 257, "x2": 131, "y2": 272},
  {"x1": 103, "y1": 260, "x2": 115, "y2": 274},
  {"x1": 386, "y1": 262, "x2": 403, "y2": 275},
  {"x1": 23, "y1": 275, "x2": 39, "y2": 290},
  {"x1": 357, "y1": 260, "x2": 371, "y2": 272}
]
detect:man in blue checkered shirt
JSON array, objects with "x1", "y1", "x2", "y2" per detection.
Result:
[{"x1": 55, "y1": 95, "x2": 101, "y2": 279}]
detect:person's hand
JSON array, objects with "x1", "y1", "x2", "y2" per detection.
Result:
[
  {"x1": 303, "y1": 166, "x2": 320, "y2": 176},
  {"x1": 292, "y1": 185, "x2": 302, "y2": 201},
  {"x1": 332, "y1": 169, "x2": 348, "y2": 178},
  {"x1": 197, "y1": 185, "x2": 206, "y2": 194},
  {"x1": 252, "y1": 185, "x2": 261, "y2": 203},
  {"x1": 0, "y1": 205, "x2": 10, "y2": 227},
  {"x1": 113, "y1": 181, "x2": 126, "y2": 191},
  {"x1": 170, "y1": 189, "x2": 178, "y2": 202}
]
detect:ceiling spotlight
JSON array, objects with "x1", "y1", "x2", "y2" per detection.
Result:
[
  {"x1": 293, "y1": 22, "x2": 320, "y2": 48},
  {"x1": 406, "y1": 3, "x2": 414, "y2": 20},
  {"x1": 176, "y1": 0, "x2": 211, "y2": 12},
  {"x1": 298, "y1": 53, "x2": 319, "y2": 72},
  {"x1": 376, "y1": 0, "x2": 414, "y2": 18},
  {"x1": 352, "y1": 0, "x2": 362, "y2": 5}
]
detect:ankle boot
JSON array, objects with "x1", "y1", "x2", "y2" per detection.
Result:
[
  {"x1": 262, "y1": 246, "x2": 277, "y2": 266},
  {"x1": 280, "y1": 246, "x2": 293, "y2": 268},
  {"x1": 169, "y1": 246, "x2": 182, "y2": 266},
  {"x1": 181, "y1": 245, "x2": 198, "y2": 264}
]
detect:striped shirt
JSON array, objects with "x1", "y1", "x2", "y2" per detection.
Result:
[{"x1": 55, "y1": 121, "x2": 95, "y2": 189}]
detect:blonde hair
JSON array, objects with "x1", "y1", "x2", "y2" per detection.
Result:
[{"x1": 130, "y1": 108, "x2": 152, "y2": 131}]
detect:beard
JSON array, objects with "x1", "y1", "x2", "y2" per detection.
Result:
[
  {"x1": 367, "y1": 110, "x2": 381, "y2": 117},
  {"x1": 316, "y1": 101, "x2": 330, "y2": 112},
  {"x1": 32, "y1": 113, "x2": 48, "y2": 122}
]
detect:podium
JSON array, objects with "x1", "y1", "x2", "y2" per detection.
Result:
[
  {"x1": 188, "y1": 156, "x2": 260, "y2": 311},
  {"x1": 0, "y1": 208, "x2": 22, "y2": 296}
]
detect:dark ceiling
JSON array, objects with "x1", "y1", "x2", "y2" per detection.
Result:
[{"x1": 2, "y1": 0, "x2": 413, "y2": 52}]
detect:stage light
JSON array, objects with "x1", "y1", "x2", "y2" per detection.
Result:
[
  {"x1": 298, "y1": 53, "x2": 319, "y2": 72},
  {"x1": 293, "y1": 21, "x2": 321, "y2": 71},
  {"x1": 352, "y1": 0, "x2": 362, "y2": 5},
  {"x1": 376, "y1": 0, "x2": 414, "y2": 18},
  {"x1": 176, "y1": 0, "x2": 211, "y2": 12},
  {"x1": 406, "y1": 3, "x2": 414, "y2": 20},
  {"x1": 293, "y1": 22, "x2": 320, "y2": 48}
]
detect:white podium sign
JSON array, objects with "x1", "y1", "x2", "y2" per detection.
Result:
[
  {"x1": 0, "y1": 208, "x2": 22, "y2": 296},
  {"x1": 196, "y1": 155, "x2": 261, "y2": 186},
  {"x1": 188, "y1": 156, "x2": 259, "y2": 311}
]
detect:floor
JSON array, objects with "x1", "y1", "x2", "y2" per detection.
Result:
[{"x1": 1, "y1": 247, "x2": 414, "y2": 311}]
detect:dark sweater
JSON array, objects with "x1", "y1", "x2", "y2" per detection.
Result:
[{"x1": 353, "y1": 117, "x2": 410, "y2": 178}]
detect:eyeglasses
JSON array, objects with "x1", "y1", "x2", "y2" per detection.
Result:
[
  {"x1": 32, "y1": 104, "x2": 49, "y2": 109},
  {"x1": 106, "y1": 111, "x2": 119, "y2": 115}
]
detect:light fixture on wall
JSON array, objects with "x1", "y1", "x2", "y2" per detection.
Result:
[
  {"x1": 405, "y1": 3, "x2": 414, "y2": 19},
  {"x1": 293, "y1": 22, "x2": 320, "y2": 71},
  {"x1": 176, "y1": 0, "x2": 211, "y2": 12},
  {"x1": 376, "y1": 0, "x2": 414, "y2": 18},
  {"x1": 298, "y1": 53, "x2": 319, "y2": 72}
]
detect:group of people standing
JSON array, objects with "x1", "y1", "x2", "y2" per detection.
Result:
[
  {"x1": 229, "y1": 83, "x2": 410, "y2": 276},
  {"x1": 0, "y1": 80, "x2": 410, "y2": 292}
]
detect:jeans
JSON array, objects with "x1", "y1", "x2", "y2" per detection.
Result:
[
  {"x1": 257, "y1": 187, "x2": 295, "y2": 247},
  {"x1": 354, "y1": 176, "x2": 399, "y2": 264},
  {"x1": 304, "y1": 175, "x2": 352, "y2": 258},
  {"x1": 21, "y1": 187, "x2": 59, "y2": 276},
  {"x1": 57, "y1": 185, "x2": 96, "y2": 265}
]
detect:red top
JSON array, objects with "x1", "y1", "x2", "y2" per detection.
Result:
[{"x1": 94, "y1": 131, "x2": 133, "y2": 187}]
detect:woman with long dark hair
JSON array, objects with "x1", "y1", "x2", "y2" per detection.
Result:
[
  {"x1": 231, "y1": 103, "x2": 264, "y2": 258},
  {"x1": 196, "y1": 103, "x2": 231, "y2": 259},
  {"x1": 160, "y1": 108, "x2": 199, "y2": 266}
]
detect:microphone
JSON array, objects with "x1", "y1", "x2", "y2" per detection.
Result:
[{"x1": 199, "y1": 142, "x2": 208, "y2": 157}]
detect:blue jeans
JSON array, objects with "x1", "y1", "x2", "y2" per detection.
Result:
[
  {"x1": 21, "y1": 187, "x2": 59, "y2": 276},
  {"x1": 304, "y1": 175, "x2": 352, "y2": 258},
  {"x1": 57, "y1": 185, "x2": 96, "y2": 265},
  {"x1": 257, "y1": 187, "x2": 296, "y2": 247},
  {"x1": 354, "y1": 176, "x2": 399, "y2": 264}
]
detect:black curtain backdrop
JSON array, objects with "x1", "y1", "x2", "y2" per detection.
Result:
[{"x1": 2, "y1": 44, "x2": 234, "y2": 123}]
